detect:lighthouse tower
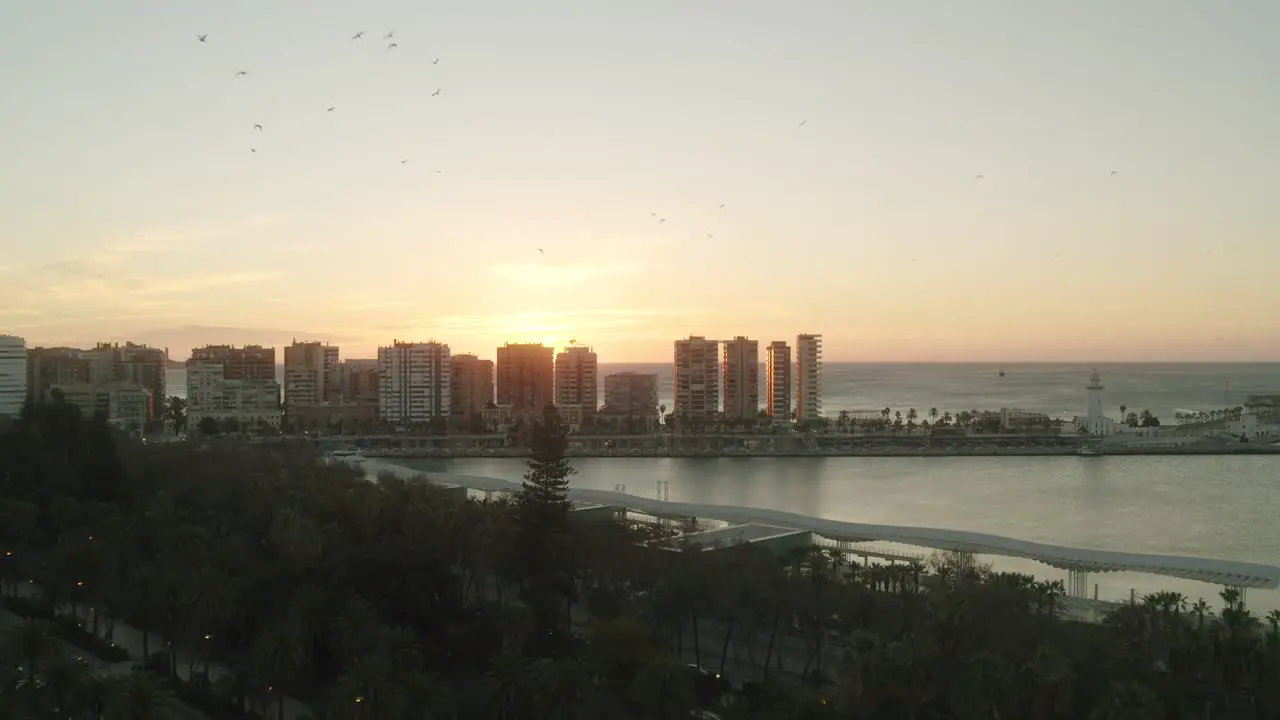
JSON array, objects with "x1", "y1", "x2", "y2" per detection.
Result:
[{"x1": 1085, "y1": 369, "x2": 1108, "y2": 436}]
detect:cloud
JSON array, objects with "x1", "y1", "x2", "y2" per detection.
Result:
[
  {"x1": 127, "y1": 272, "x2": 277, "y2": 296},
  {"x1": 486, "y1": 262, "x2": 638, "y2": 288},
  {"x1": 398, "y1": 308, "x2": 691, "y2": 336}
]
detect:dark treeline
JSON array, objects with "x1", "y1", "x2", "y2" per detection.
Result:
[{"x1": 2, "y1": 400, "x2": 1280, "y2": 719}]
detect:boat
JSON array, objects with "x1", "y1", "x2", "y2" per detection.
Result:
[
  {"x1": 998, "y1": 367, "x2": 1006, "y2": 378},
  {"x1": 326, "y1": 448, "x2": 366, "y2": 464}
]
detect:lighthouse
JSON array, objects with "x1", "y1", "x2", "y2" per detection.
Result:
[{"x1": 1085, "y1": 369, "x2": 1108, "y2": 436}]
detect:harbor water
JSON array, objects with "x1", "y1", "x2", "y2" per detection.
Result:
[{"x1": 390, "y1": 454, "x2": 1280, "y2": 612}]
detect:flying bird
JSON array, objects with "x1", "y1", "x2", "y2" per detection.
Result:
[
  {"x1": 327, "y1": 106, "x2": 335, "y2": 112},
  {"x1": 975, "y1": 174, "x2": 984, "y2": 180},
  {"x1": 658, "y1": 218, "x2": 666, "y2": 224},
  {"x1": 196, "y1": 34, "x2": 208, "y2": 43},
  {"x1": 433, "y1": 57, "x2": 440, "y2": 65},
  {"x1": 387, "y1": 43, "x2": 398, "y2": 51},
  {"x1": 254, "y1": 124, "x2": 262, "y2": 131},
  {"x1": 706, "y1": 233, "x2": 713, "y2": 238},
  {"x1": 432, "y1": 88, "x2": 441, "y2": 96},
  {"x1": 352, "y1": 31, "x2": 366, "y2": 40},
  {"x1": 400, "y1": 160, "x2": 408, "y2": 164},
  {"x1": 384, "y1": 31, "x2": 395, "y2": 39},
  {"x1": 719, "y1": 203, "x2": 725, "y2": 209},
  {"x1": 1110, "y1": 170, "x2": 1119, "y2": 176},
  {"x1": 250, "y1": 148, "x2": 256, "y2": 153},
  {"x1": 235, "y1": 70, "x2": 247, "y2": 77},
  {"x1": 433, "y1": 169, "x2": 442, "y2": 174},
  {"x1": 537, "y1": 248, "x2": 544, "y2": 255},
  {"x1": 797, "y1": 120, "x2": 807, "y2": 129}
]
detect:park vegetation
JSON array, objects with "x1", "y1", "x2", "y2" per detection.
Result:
[{"x1": 3, "y1": 398, "x2": 1279, "y2": 718}]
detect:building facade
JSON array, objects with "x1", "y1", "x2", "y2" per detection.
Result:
[
  {"x1": 599, "y1": 371, "x2": 660, "y2": 430},
  {"x1": 795, "y1": 334, "x2": 823, "y2": 421},
  {"x1": 339, "y1": 359, "x2": 379, "y2": 404},
  {"x1": 450, "y1": 354, "x2": 495, "y2": 417},
  {"x1": 191, "y1": 344, "x2": 276, "y2": 381},
  {"x1": 721, "y1": 336, "x2": 759, "y2": 421},
  {"x1": 0, "y1": 336, "x2": 26, "y2": 418},
  {"x1": 186, "y1": 345, "x2": 282, "y2": 431},
  {"x1": 283, "y1": 341, "x2": 339, "y2": 409},
  {"x1": 765, "y1": 340, "x2": 791, "y2": 423},
  {"x1": 674, "y1": 336, "x2": 720, "y2": 430},
  {"x1": 554, "y1": 345, "x2": 599, "y2": 425},
  {"x1": 496, "y1": 343, "x2": 554, "y2": 419},
  {"x1": 377, "y1": 341, "x2": 452, "y2": 426}
]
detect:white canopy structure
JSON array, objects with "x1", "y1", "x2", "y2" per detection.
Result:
[{"x1": 365, "y1": 461, "x2": 1280, "y2": 590}]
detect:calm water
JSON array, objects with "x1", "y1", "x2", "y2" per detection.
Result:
[
  {"x1": 393, "y1": 454, "x2": 1280, "y2": 611},
  {"x1": 166, "y1": 362, "x2": 1280, "y2": 421}
]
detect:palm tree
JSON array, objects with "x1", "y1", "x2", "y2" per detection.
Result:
[
  {"x1": 103, "y1": 672, "x2": 177, "y2": 720},
  {"x1": 249, "y1": 619, "x2": 307, "y2": 720}
]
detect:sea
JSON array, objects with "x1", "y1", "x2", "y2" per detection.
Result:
[{"x1": 166, "y1": 362, "x2": 1280, "y2": 610}]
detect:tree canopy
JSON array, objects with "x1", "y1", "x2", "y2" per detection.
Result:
[{"x1": 2, "y1": 401, "x2": 1279, "y2": 718}]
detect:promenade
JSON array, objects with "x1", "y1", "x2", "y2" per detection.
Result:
[{"x1": 8, "y1": 583, "x2": 313, "y2": 720}]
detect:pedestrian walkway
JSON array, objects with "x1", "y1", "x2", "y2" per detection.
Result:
[
  {"x1": 12, "y1": 583, "x2": 314, "y2": 720},
  {"x1": 1, "y1": 605, "x2": 210, "y2": 720}
]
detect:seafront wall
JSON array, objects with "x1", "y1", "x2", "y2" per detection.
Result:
[{"x1": 361, "y1": 444, "x2": 1280, "y2": 459}]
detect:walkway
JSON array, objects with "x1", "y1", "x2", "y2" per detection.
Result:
[
  {"x1": 367, "y1": 460, "x2": 1280, "y2": 589},
  {"x1": 11, "y1": 584, "x2": 313, "y2": 720},
  {"x1": 0, "y1": 605, "x2": 210, "y2": 720}
]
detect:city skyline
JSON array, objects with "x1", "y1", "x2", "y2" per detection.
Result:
[{"x1": 3, "y1": 2, "x2": 1280, "y2": 362}]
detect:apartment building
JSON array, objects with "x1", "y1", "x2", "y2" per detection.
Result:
[
  {"x1": 0, "y1": 336, "x2": 26, "y2": 418},
  {"x1": 283, "y1": 341, "x2": 340, "y2": 408},
  {"x1": 795, "y1": 333, "x2": 824, "y2": 421},
  {"x1": 25, "y1": 348, "x2": 92, "y2": 406},
  {"x1": 673, "y1": 336, "x2": 720, "y2": 430},
  {"x1": 377, "y1": 341, "x2": 451, "y2": 425},
  {"x1": 721, "y1": 336, "x2": 759, "y2": 420},
  {"x1": 599, "y1": 372, "x2": 660, "y2": 430},
  {"x1": 23, "y1": 343, "x2": 163, "y2": 424},
  {"x1": 496, "y1": 343, "x2": 554, "y2": 419},
  {"x1": 450, "y1": 354, "x2": 494, "y2": 417},
  {"x1": 191, "y1": 344, "x2": 275, "y2": 381},
  {"x1": 765, "y1": 341, "x2": 792, "y2": 423},
  {"x1": 554, "y1": 345, "x2": 599, "y2": 425},
  {"x1": 338, "y1": 359, "x2": 379, "y2": 404}
]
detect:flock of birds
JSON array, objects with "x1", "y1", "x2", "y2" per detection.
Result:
[
  {"x1": 197, "y1": 31, "x2": 442, "y2": 163},
  {"x1": 195, "y1": 30, "x2": 1124, "y2": 260}
]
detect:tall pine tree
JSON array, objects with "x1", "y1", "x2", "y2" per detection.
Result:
[{"x1": 512, "y1": 403, "x2": 578, "y2": 653}]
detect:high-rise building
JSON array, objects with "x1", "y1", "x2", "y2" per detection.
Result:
[
  {"x1": 673, "y1": 336, "x2": 720, "y2": 429},
  {"x1": 496, "y1": 343, "x2": 554, "y2": 418},
  {"x1": 721, "y1": 336, "x2": 759, "y2": 420},
  {"x1": 339, "y1": 359, "x2": 379, "y2": 404},
  {"x1": 451, "y1": 354, "x2": 495, "y2": 417},
  {"x1": 0, "y1": 336, "x2": 27, "y2": 418},
  {"x1": 601, "y1": 372, "x2": 659, "y2": 418},
  {"x1": 191, "y1": 344, "x2": 275, "y2": 381},
  {"x1": 377, "y1": 341, "x2": 451, "y2": 425},
  {"x1": 765, "y1": 341, "x2": 792, "y2": 423},
  {"x1": 25, "y1": 348, "x2": 92, "y2": 405},
  {"x1": 24, "y1": 343, "x2": 163, "y2": 423},
  {"x1": 186, "y1": 345, "x2": 282, "y2": 430},
  {"x1": 284, "y1": 341, "x2": 339, "y2": 409},
  {"x1": 554, "y1": 345, "x2": 599, "y2": 424},
  {"x1": 795, "y1": 334, "x2": 823, "y2": 421},
  {"x1": 111, "y1": 343, "x2": 166, "y2": 419}
]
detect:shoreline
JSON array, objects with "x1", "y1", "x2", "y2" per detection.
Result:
[{"x1": 362, "y1": 445, "x2": 1280, "y2": 460}]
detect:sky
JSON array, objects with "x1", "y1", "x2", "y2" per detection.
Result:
[{"x1": 2, "y1": 0, "x2": 1278, "y2": 362}]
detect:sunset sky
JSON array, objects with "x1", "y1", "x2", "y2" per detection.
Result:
[{"x1": 2, "y1": 1, "x2": 1278, "y2": 362}]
